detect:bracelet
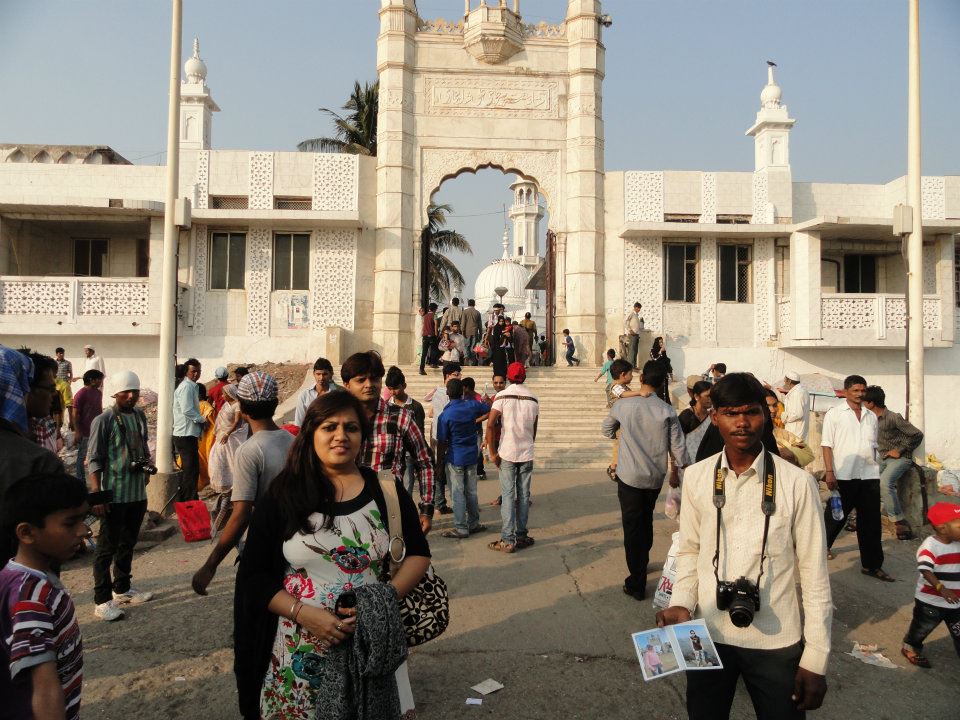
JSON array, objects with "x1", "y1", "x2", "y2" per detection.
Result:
[
  {"x1": 288, "y1": 599, "x2": 300, "y2": 619},
  {"x1": 293, "y1": 602, "x2": 305, "y2": 624},
  {"x1": 935, "y1": 581, "x2": 945, "y2": 592}
]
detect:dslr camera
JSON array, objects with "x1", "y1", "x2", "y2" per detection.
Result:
[
  {"x1": 131, "y1": 458, "x2": 158, "y2": 476},
  {"x1": 716, "y1": 577, "x2": 760, "y2": 628}
]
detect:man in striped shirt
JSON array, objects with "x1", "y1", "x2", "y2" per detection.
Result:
[
  {"x1": 341, "y1": 351, "x2": 435, "y2": 534},
  {"x1": 1, "y1": 472, "x2": 90, "y2": 720},
  {"x1": 86, "y1": 370, "x2": 155, "y2": 621},
  {"x1": 901, "y1": 502, "x2": 960, "y2": 667}
]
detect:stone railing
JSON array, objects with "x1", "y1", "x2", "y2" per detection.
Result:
[
  {"x1": 522, "y1": 20, "x2": 565, "y2": 38},
  {"x1": 821, "y1": 294, "x2": 941, "y2": 335},
  {"x1": 417, "y1": 17, "x2": 465, "y2": 34},
  {"x1": 0, "y1": 276, "x2": 150, "y2": 319}
]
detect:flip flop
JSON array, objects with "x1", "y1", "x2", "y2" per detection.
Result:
[
  {"x1": 487, "y1": 539, "x2": 515, "y2": 554},
  {"x1": 516, "y1": 536, "x2": 535, "y2": 549},
  {"x1": 441, "y1": 529, "x2": 468, "y2": 539},
  {"x1": 861, "y1": 568, "x2": 896, "y2": 582},
  {"x1": 468, "y1": 524, "x2": 487, "y2": 534},
  {"x1": 901, "y1": 646, "x2": 931, "y2": 668}
]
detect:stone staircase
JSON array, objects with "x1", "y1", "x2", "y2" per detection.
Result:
[{"x1": 397, "y1": 365, "x2": 611, "y2": 470}]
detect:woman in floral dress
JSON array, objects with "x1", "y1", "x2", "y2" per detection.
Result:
[{"x1": 235, "y1": 391, "x2": 431, "y2": 720}]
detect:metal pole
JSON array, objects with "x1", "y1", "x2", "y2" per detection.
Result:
[
  {"x1": 905, "y1": 0, "x2": 924, "y2": 434},
  {"x1": 155, "y1": 0, "x2": 182, "y2": 475}
]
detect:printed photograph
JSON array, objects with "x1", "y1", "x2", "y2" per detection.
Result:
[
  {"x1": 632, "y1": 629, "x2": 682, "y2": 681},
  {"x1": 674, "y1": 622, "x2": 723, "y2": 670}
]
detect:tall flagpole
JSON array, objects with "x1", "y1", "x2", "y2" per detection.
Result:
[{"x1": 905, "y1": 0, "x2": 924, "y2": 436}]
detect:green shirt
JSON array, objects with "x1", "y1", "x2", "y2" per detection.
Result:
[
  {"x1": 103, "y1": 411, "x2": 148, "y2": 504},
  {"x1": 600, "y1": 359, "x2": 614, "y2": 384}
]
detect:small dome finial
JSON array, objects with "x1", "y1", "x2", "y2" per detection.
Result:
[
  {"x1": 501, "y1": 229, "x2": 510, "y2": 259},
  {"x1": 185, "y1": 37, "x2": 208, "y2": 84},
  {"x1": 760, "y1": 60, "x2": 782, "y2": 109}
]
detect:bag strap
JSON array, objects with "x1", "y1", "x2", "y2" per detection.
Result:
[{"x1": 378, "y1": 477, "x2": 406, "y2": 579}]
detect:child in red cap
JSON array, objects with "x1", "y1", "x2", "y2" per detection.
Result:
[{"x1": 901, "y1": 502, "x2": 960, "y2": 667}]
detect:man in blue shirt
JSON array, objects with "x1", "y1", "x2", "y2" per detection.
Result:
[
  {"x1": 437, "y1": 379, "x2": 489, "y2": 539},
  {"x1": 172, "y1": 358, "x2": 206, "y2": 501}
]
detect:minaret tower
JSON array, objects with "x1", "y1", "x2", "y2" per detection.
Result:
[
  {"x1": 179, "y1": 38, "x2": 219, "y2": 151},
  {"x1": 508, "y1": 176, "x2": 544, "y2": 274},
  {"x1": 745, "y1": 62, "x2": 795, "y2": 171}
]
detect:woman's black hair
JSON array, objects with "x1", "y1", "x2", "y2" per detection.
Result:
[
  {"x1": 269, "y1": 391, "x2": 372, "y2": 539},
  {"x1": 198, "y1": 383, "x2": 208, "y2": 402},
  {"x1": 709, "y1": 373, "x2": 766, "y2": 409},
  {"x1": 649, "y1": 336, "x2": 664, "y2": 356},
  {"x1": 762, "y1": 388, "x2": 779, "y2": 402},
  {"x1": 640, "y1": 359, "x2": 667, "y2": 390},
  {"x1": 691, "y1": 380, "x2": 712, "y2": 398}
]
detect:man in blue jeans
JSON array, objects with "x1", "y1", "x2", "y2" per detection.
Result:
[
  {"x1": 485, "y1": 362, "x2": 539, "y2": 553},
  {"x1": 863, "y1": 385, "x2": 923, "y2": 540},
  {"x1": 436, "y1": 379, "x2": 489, "y2": 539}
]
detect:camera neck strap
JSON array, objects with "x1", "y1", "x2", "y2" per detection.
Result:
[
  {"x1": 112, "y1": 406, "x2": 145, "y2": 458},
  {"x1": 711, "y1": 450, "x2": 777, "y2": 588}
]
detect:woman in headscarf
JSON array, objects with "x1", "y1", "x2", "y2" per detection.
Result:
[
  {"x1": 648, "y1": 336, "x2": 673, "y2": 403},
  {"x1": 490, "y1": 316, "x2": 509, "y2": 379},
  {"x1": 235, "y1": 391, "x2": 430, "y2": 720},
  {"x1": 207, "y1": 383, "x2": 248, "y2": 525}
]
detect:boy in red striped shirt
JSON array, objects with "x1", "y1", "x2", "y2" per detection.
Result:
[{"x1": 901, "y1": 502, "x2": 960, "y2": 667}]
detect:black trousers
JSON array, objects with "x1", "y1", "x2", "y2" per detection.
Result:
[
  {"x1": 173, "y1": 435, "x2": 200, "y2": 501},
  {"x1": 616, "y1": 480, "x2": 660, "y2": 594},
  {"x1": 823, "y1": 478, "x2": 884, "y2": 571},
  {"x1": 93, "y1": 500, "x2": 147, "y2": 604},
  {"x1": 903, "y1": 599, "x2": 960, "y2": 657},
  {"x1": 687, "y1": 642, "x2": 805, "y2": 720},
  {"x1": 420, "y1": 336, "x2": 436, "y2": 371}
]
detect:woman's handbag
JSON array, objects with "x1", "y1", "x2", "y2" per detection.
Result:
[{"x1": 378, "y1": 479, "x2": 450, "y2": 646}]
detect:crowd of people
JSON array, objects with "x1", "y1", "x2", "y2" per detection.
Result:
[{"x1": 1, "y1": 329, "x2": 958, "y2": 719}]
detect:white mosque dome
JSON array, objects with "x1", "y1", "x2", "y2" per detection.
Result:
[
  {"x1": 473, "y1": 231, "x2": 530, "y2": 311},
  {"x1": 185, "y1": 38, "x2": 207, "y2": 84}
]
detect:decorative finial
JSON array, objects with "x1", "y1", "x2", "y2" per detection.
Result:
[
  {"x1": 184, "y1": 36, "x2": 208, "y2": 84},
  {"x1": 193, "y1": 38, "x2": 200, "y2": 57},
  {"x1": 760, "y1": 61, "x2": 782, "y2": 110}
]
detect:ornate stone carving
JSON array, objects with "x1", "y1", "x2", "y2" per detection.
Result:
[
  {"x1": 921, "y1": 176, "x2": 945, "y2": 220},
  {"x1": 923, "y1": 244, "x2": 937, "y2": 293},
  {"x1": 78, "y1": 280, "x2": 149, "y2": 316},
  {"x1": 624, "y1": 171, "x2": 663, "y2": 222},
  {"x1": 753, "y1": 237, "x2": 775, "y2": 343},
  {"x1": 312, "y1": 154, "x2": 359, "y2": 212},
  {"x1": 822, "y1": 297, "x2": 876, "y2": 330},
  {"x1": 777, "y1": 299, "x2": 792, "y2": 340},
  {"x1": 0, "y1": 280, "x2": 70, "y2": 315},
  {"x1": 194, "y1": 150, "x2": 209, "y2": 210},
  {"x1": 624, "y1": 238, "x2": 663, "y2": 333},
  {"x1": 566, "y1": 94, "x2": 599, "y2": 118},
  {"x1": 700, "y1": 172, "x2": 716, "y2": 223},
  {"x1": 311, "y1": 229, "x2": 357, "y2": 331},
  {"x1": 700, "y1": 237, "x2": 717, "y2": 343},
  {"x1": 417, "y1": 17, "x2": 464, "y2": 35},
  {"x1": 462, "y1": 4, "x2": 524, "y2": 64},
  {"x1": 885, "y1": 297, "x2": 906, "y2": 330},
  {"x1": 522, "y1": 21, "x2": 565, "y2": 38},
  {"x1": 420, "y1": 148, "x2": 560, "y2": 224},
  {"x1": 379, "y1": 88, "x2": 415, "y2": 110},
  {"x1": 423, "y1": 77, "x2": 558, "y2": 118},
  {"x1": 922, "y1": 297, "x2": 942, "y2": 330},
  {"x1": 245, "y1": 228, "x2": 271, "y2": 336},
  {"x1": 193, "y1": 224, "x2": 207, "y2": 333},
  {"x1": 248, "y1": 152, "x2": 274, "y2": 210},
  {"x1": 752, "y1": 171, "x2": 774, "y2": 224}
]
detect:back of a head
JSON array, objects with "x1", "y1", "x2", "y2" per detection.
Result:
[
  {"x1": 234, "y1": 366, "x2": 250, "y2": 379},
  {"x1": 692, "y1": 380, "x2": 712, "y2": 397},
  {"x1": 606, "y1": 348, "x2": 616, "y2": 359},
  {"x1": 462, "y1": 377, "x2": 475, "y2": 391},
  {"x1": 641, "y1": 360, "x2": 666, "y2": 390},
  {"x1": 24, "y1": 351, "x2": 57, "y2": 387},
  {"x1": 384, "y1": 366, "x2": 405, "y2": 389},
  {"x1": 341, "y1": 351, "x2": 385, "y2": 385},
  {"x1": 313, "y1": 357, "x2": 333, "y2": 373},
  {"x1": 714, "y1": 363, "x2": 727, "y2": 374},
  {"x1": 863, "y1": 385, "x2": 886, "y2": 407},
  {"x1": 468, "y1": 299, "x2": 475, "y2": 307},
  {"x1": 525, "y1": 312, "x2": 531, "y2": 319},
  {"x1": 446, "y1": 378, "x2": 464, "y2": 400},
  {"x1": 82, "y1": 369, "x2": 104, "y2": 386},
  {"x1": 844, "y1": 374, "x2": 867, "y2": 389},
  {"x1": 3, "y1": 472, "x2": 88, "y2": 530},
  {"x1": 428, "y1": 303, "x2": 438, "y2": 312},
  {"x1": 709, "y1": 373, "x2": 765, "y2": 409},
  {"x1": 452, "y1": 297, "x2": 460, "y2": 306}
]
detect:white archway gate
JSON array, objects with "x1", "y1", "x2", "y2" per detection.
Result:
[{"x1": 373, "y1": 0, "x2": 607, "y2": 364}]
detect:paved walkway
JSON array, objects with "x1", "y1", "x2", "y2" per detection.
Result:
[{"x1": 64, "y1": 470, "x2": 957, "y2": 719}]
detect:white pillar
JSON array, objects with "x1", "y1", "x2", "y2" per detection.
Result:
[
  {"x1": 906, "y1": 0, "x2": 924, "y2": 433},
  {"x1": 155, "y1": 0, "x2": 182, "y2": 480},
  {"x1": 789, "y1": 230, "x2": 822, "y2": 340}
]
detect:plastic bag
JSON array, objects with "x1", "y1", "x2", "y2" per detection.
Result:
[
  {"x1": 653, "y1": 532, "x2": 680, "y2": 609},
  {"x1": 937, "y1": 469, "x2": 960, "y2": 496},
  {"x1": 174, "y1": 500, "x2": 212, "y2": 542},
  {"x1": 664, "y1": 486, "x2": 681, "y2": 520}
]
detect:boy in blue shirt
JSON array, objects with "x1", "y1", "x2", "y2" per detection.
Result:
[{"x1": 436, "y1": 379, "x2": 490, "y2": 539}]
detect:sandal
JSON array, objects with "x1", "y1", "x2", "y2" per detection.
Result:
[
  {"x1": 896, "y1": 522, "x2": 916, "y2": 541},
  {"x1": 468, "y1": 524, "x2": 487, "y2": 534},
  {"x1": 490, "y1": 496, "x2": 502, "y2": 507},
  {"x1": 516, "y1": 536, "x2": 535, "y2": 549},
  {"x1": 488, "y1": 539, "x2": 515, "y2": 554},
  {"x1": 606, "y1": 465, "x2": 617, "y2": 482},
  {"x1": 901, "y1": 646, "x2": 931, "y2": 668},
  {"x1": 441, "y1": 529, "x2": 468, "y2": 539},
  {"x1": 861, "y1": 568, "x2": 896, "y2": 582}
]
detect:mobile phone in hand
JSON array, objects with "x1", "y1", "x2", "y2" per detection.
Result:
[{"x1": 334, "y1": 590, "x2": 357, "y2": 617}]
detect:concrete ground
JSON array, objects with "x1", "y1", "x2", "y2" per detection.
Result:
[{"x1": 63, "y1": 470, "x2": 958, "y2": 719}]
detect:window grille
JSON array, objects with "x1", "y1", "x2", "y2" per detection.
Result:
[
  {"x1": 209, "y1": 232, "x2": 246, "y2": 290},
  {"x1": 843, "y1": 254, "x2": 878, "y2": 293},
  {"x1": 209, "y1": 195, "x2": 249, "y2": 210},
  {"x1": 719, "y1": 244, "x2": 752, "y2": 302},
  {"x1": 665, "y1": 244, "x2": 698, "y2": 302},
  {"x1": 716, "y1": 214, "x2": 751, "y2": 225},
  {"x1": 273, "y1": 233, "x2": 310, "y2": 291},
  {"x1": 274, "y1": 197, "x2": 312, "y2": 211}
]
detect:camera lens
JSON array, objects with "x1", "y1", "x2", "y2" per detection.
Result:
[{"x1": 727, "y1": 599, "x2": 754, "y2": 628}]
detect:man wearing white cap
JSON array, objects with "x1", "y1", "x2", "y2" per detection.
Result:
[
  {"x1": 86, "y1": 370, "x2": 155, "y2": 621},
  {"x1": 83, "y1": 344, "x2": 105, "y2": 375},
  {"x1": 781, "y1": 371, "x2": 809, "y2": 442}
]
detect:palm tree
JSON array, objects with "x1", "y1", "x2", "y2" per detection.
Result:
[
  {"x1": 297, "y1": 81, "x2": 378, "y2": 155},
  {"x1": 422, "y1": 203, "x2": 472, "y2": 305}
]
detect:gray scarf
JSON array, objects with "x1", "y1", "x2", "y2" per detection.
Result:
[{"x1": 315, "y1": 582, "x2": 408, "y2": 720}]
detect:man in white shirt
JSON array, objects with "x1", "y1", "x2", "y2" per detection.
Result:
[
  {"x1": 780, "y1": 371, "x2": 809, "y2": 441},
  {"x1": 83, "y1": 344, "x2": 106, "y2": 375},
  {"x1": 622, "y1": 302, "x2": 642, "y2": 367},
  {"x1": 657, "y1": 373, "x2": 831, "y2": 719},
  {"x1": 293, "y1": 356, "x2": 339, "y2": 426},
  {"x1": 485, "y1": 362, "x2": 539, "y2": 553},
  {"x1": 821, "y1": 374, "x2": 892, "y2": 581}
]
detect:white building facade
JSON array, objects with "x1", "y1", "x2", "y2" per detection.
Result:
[{"x1": 1, "y1": 1, "x2": 958, "y2": 459}]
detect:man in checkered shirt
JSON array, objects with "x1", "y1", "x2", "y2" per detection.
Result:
[{"x1": 341, "y1": 351, "x2": 436, "y2": 534}]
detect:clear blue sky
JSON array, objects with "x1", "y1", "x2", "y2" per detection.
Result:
[{"x1": 1, "y1": 0, "x2": 957, "y2": 291}]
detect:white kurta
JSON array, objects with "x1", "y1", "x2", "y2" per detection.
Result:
[{"x1": 782, "y1": 383, "x2": 809, "y2": 441}]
